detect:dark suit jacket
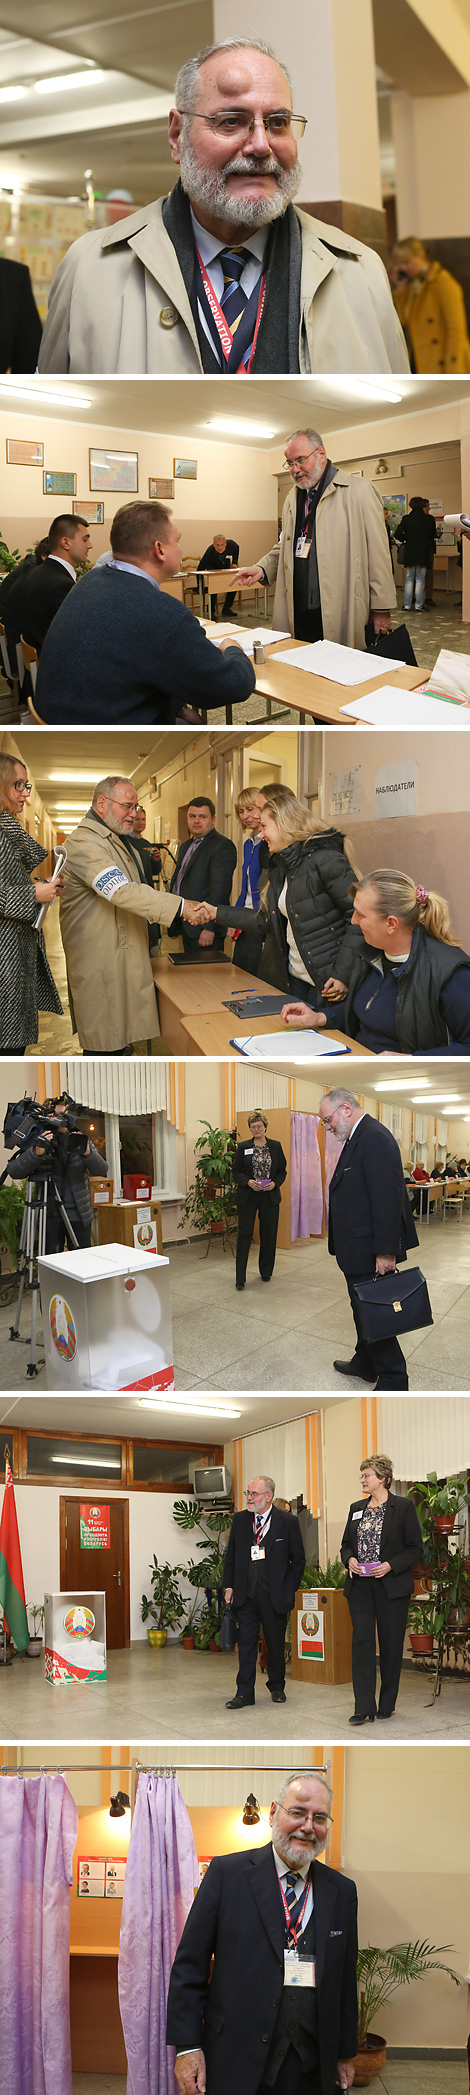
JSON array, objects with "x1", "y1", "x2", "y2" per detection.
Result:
[
  {"x1": 20, "y1": 557, "x2": 76, "y2": 654},
  {"x1": 169, "y1": 828, "x2": 236, "y2": 947},
  {"x1": 166, "y1": 1843, "x2": 358, "y2": 2095},
  {"x1": 0, "y1": 258, "x2": 42, "y2": 373},
  {"x1": 197, "y1": 539, "x2": 239, "y2": 573},
  {"x1": 233, "y1": 1137, "x2": 287, "y2": 1210},
  {"x1": 341, "y1": 1491, "x2": 423, "y2": 1600},
  {"x1": 223, "y1": 1505, "x2": 305, "y2": 1612},
  {"x1": 327, "y1": 1114, "x2": 419, "y2": 1277}
]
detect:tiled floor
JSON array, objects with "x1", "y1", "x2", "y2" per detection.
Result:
[
  {"x1": 70, "y1": 2066, "x2": 468, "y2": 2094},
  {"x1": 72, "y1": 2079, "x2": 127, "y2": 2093},
  {"x1": 2, "y1": 1212, "x2": 470, "y2": 1391},
  {"x1": 1, "y1": 1638, "x2": 467, "y2": 1741}
]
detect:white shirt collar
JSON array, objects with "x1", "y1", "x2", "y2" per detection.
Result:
[
  {"x1": 272, "y1": 1844, "x2": 311, "y2": 1882},
  {"x1": 48, "y1": 555, "x2": 77, "y2": 581},
  {"x1": 347, "y1": 1112, "x2": 366, "y2": 1143},
  {"x1": 111, "y1": 559, "x2": 159, "y2": 588},
  {"x1": 190, "y1": 205, "x2": 268, "y2": 267}
]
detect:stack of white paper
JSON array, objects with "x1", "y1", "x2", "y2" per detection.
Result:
[
  {"x1": 231, "y1": 1031, "x2": 349, "y2": 1060},
  {"x1": 339, "y1": 686, "x2": 470, "y2": 727},
  {"x1": 424, "y1": 649, "x2": 470, "y2": 703},
  {"x1": 268, "y1": 638, "x2": 405, "y2": 684}
]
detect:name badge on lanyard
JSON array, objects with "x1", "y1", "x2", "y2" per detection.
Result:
[
  {"x1": 295, "y1": 534, "x2": 310, "y2": 560},
  {"x1": 251, "y1": 1543, "x2": 265, "y2": 1561},
  {"x1": 279, "y1": 1877, "x2": 315, "y2": 1986}
]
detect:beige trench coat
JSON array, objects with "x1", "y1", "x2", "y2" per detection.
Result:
[
  {"x1": 260, "y1": 471, "x2": 397, "y2": 648},
  {"x1": 39, "y1": 198, "x2": 409, "y2": 376},
  {"x1": 60, "y1": 815, "x2": 181, "y2": 1051}
]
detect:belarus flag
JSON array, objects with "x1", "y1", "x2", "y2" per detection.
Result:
[{"x1": 0, "y1": 1458, "x2": 29, "y2": 1652}]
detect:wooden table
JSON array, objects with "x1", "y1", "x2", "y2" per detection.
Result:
[
  {"x1": 186, "y1": 568, "x2": 271, "y2": 619},
  {"x1": 253, "y1": 639, "x2": 425, "y2": 724},
  {"x1": 152, "y1": 953, "x2": 267, "y2": 1052},
  {"x1": 180, "y1": 1009, "x2": 373, "y2": 1058}
]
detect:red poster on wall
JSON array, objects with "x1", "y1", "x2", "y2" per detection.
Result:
[{"x1": 80, "y1": 1503, "x2": 111, "y2": 1549}]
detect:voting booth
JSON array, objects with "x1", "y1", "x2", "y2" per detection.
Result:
[
  {"x1": 38, "y1": 1240, "x2": 174, "y2": 1390},
  {"x1": 44, "y1": 1590, "x2": 107, "y2": 1685},
  {"x1": 94, "y1": 1198, "x2": 163, "y2": 1255}
]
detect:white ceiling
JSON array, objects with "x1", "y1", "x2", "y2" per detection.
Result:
[
  {"x1": 0, "y1": 1390, "x2": 342, "y2": 1438},
  {"x1": 1, "y1": 375, "x2": 467, "y2": 443},
  {"x1": 0, "y1": 5, "x2": 210, "y2": 195},
  {"x1": 13, "y1": 728, "x2": 193, "y2": 817}
]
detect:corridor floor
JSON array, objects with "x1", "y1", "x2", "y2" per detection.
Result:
[
  {"x1": 1, "y1": 1211, "x2": 470, "y2": 1391},
  {"x1": 71, "y1": 2069, "x2": 468, "y2": 2094},
  {"x1": 1, "y1": 1639, "x2": 467, "y2": 1741}
]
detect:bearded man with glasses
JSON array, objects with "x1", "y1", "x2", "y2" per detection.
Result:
[
  {"x1": 39, "y1": 37, "x2": 408, "y2": 375},
  {"x1": 167, "y1": 1769, "x2": 358, "y2": 2095}
]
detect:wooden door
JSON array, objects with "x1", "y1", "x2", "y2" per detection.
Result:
[{"x1": 60, "y1": 1498, "x2": 130, "y2": 1647}]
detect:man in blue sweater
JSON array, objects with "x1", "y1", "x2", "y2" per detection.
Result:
[{"x1": 35, "y1": 500, "x2": 256, "y2": 725}]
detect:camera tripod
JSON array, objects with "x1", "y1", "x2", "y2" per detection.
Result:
[{"x1": 10, "y1": 1175, "x2": 79, "y2": 1378}]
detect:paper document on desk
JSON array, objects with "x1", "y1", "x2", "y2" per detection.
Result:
[
  {"x1": 268, "y1": 639, "x2": 405, "y2": 683},
  {"x1": 340, "y1": 686, "x2": 470, "y2": 726},
  {"x1": 203, "y1": 625, "x2": 290, "y2": 652},
  {"x1": 424, "y1": 649, "x2": 470, "y2": 703},
  {"x1": 230, "y1": 1031, "x2": 350, "y2": 1060}
]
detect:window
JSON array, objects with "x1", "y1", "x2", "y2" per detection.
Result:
[
  {"x1": 133, "y1": 1444, "x2": 199, "y2": 1488},
  {"x1": 26, "y1": 1437, "x2": 123, "y2": 1481}
]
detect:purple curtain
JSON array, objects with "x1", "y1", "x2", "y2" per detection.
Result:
[
  {"x1": 290, "y1": 1112, "x2": 323, "y2": 1239},
  {"x1": 118, "y1": 1772, "x2": 200, "y2": 2095},
  {"x1": 324, "y1": 1127, "x2": 345, "y2": 1228},
  {"x1": 0, "y1": 1772, "x2": 78, "y2": 2095}
]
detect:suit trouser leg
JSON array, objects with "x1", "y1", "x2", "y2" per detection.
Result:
[
  {"x1": 346, "y1": 1273, "x2": 409, "y2": 1388},
  {"x1": 236, "y1": 1194, "x2": 257, "y2": 1285},
  {"x1": 236, "y1": 1586, "x2": 287, "y2": 1696},
  {"x1": 374, "y1": 1587, "x2": 410, "y2": 1713},
  {"x1": 258, "y1": 1198, "x2": 279, "y2": 1280},
  {"x1": 259, "y1": 2054, "x2": 322, "y2": 2095},
  {"x1": 346, "y1": 1579, "x2": 378, "y2": 1715}
]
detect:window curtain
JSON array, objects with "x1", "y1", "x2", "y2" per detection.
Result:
[
  {"x1": 118, "y1": 1771, "x2": 200, "y2": 2095},
  {"x1": 0, "y1": 1772, "x2": 78, "y2": 2095},
  {"x1": 323, "y1": 1127, "x2": 345, "y2": 1228},
  {"x1": 290, "y1": 1113, "x2": 323, "y2": 1239}
]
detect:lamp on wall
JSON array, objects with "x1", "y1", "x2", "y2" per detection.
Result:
[
  {"x1": 109, "y1": 1790, "x2": 130, "y2": 1818},
  {"x1": 242, "y1": 1793, "x2": 261, "y2": 1827}
]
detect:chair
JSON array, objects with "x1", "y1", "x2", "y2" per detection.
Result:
[
  {"x1": 442, "y1": 1187, "x2": 464, "y2": 1222},
  {"x1": 180, "y1": 556, "x2": 202, "y2": 612},
  {"x1": 20, "y1": 636, "x2": 39, "y2": 693},
  {"x1": 27, "y1": 690, "x2": 46, "y2": 724},
  {"x1": 0, "y1": 619, "x2": 14, "y2": 683}
]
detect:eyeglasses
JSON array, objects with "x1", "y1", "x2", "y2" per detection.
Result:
[
  {"x1": 178, "y1": 107, "x2": 307, "y2": 140},
  {"x1": 245, "y1": 1489, "x2": 268, "y2": 1500},
  {"x1": 282, "y1": 1807, "x2": 333, "y2": 1830},
  {"x1": 13, "y1": 778, "x2": 31, "y2": 794},
  {"x1": 321, "y1": 1112, "x2": 337, "y2": 1129}
]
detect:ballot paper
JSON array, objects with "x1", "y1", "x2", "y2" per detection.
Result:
[
  {"x1": 203, "y1": 624, "x2": 290, "y2": 652},
  {"x1": 339, "y1": 686, "x2": 470, "y2": 727},
  {"x1": 268, "y1": 638, "x2": 406, "y2": 683},
  {"x1": 230, "y1": 1031, "x2": 350, "y2": 1060},
  {"x1": 424, "y1": 649, "x2": 470, "y2": 703}
]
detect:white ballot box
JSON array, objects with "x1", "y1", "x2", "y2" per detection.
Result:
[
  {"x1": 44, "y1": 1590, "x2": 107, "y2": 1685},
  {"x1": 38, "y1": 1241, "x2": 174, "y2": 1390}
]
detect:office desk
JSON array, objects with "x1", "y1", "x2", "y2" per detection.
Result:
[
  {"x1": 180, "y1": 1009, "x2": 373, "y2": 1057},
  {"x1": 152, "y1": 954, "x2": 265, "y2": 1052},
  {"x1": 253, "y1": 641, "x2": 425, "y2": 724},
  {"x1": 187, "y1": 569, "x2": 271, "y2": 619},
  {"x1": 413, "y1": 1180, "x2": 443, "y2": 1224}
]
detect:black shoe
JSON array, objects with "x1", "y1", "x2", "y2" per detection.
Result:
[
  {"x1": 225, "y1": 1694, "x2": 255, "y2": 1709},
  {"x1": 349, "y1": 1712, "x2": 375, "y2": 1725},
  {"x1": 236, "y1": 1282, "x2": 245, "y2": 1291},
  {"x1": 377, "y1": 1710, "x2": 394, "y2": 1720},
  {"x1": 260, "y1": 1274, "x2": 271, "y2": 1282},
  {"x1": 333, "y1": 1358, "x2": 376, "y2": 1382},
  {"x1": 270, "y1": 1690, "x2": 286, "y2": 1703}
]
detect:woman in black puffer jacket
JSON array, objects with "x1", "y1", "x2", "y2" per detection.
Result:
[{"x1": 210, "y1": 786, "x2": 362, "y2": 1020}]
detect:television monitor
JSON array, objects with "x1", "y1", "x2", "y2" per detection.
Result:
[{"x1": 192, "y1": 1465, "x2": 233, "y2": 1500}]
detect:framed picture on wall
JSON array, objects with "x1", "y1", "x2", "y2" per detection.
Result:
[
  {"x1": 72, "y1": 499, "x2": 105, "y2": 524},
  {"x1": 6, "y1": 438, "x2": 44, "y2": 467},
  {"x1": 43, "y1": 469, "x2": 77, "y2": 496},
  {"x1": 149, "y1": 477, "x2": 174, "y2": 499},
  {"x1": 90, "y1": 447, "x2": 138, "y2": 493},
  {"x1": 174, "y1": 457, "x2": 197, "y2": 480}
]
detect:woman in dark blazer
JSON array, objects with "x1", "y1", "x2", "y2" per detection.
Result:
[
  {"x1": 233, "y1": 1111, "x2": 287, "y2": 1292},
  {"x1": 341, "y1": 1453, "x2": 422, "y2": 1724}
]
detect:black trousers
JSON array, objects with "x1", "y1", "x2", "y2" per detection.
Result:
[
  {"x1": 287, "y1": 969, "x2": 348, "y2": 1031},
  {"x1": 210, "y1": 590, "x2": 236, "y2": 618},
  {"x1": 236, "y1": 1581, "x2": 287, "y2": 1696},
  {"x1": 233, "y1": 925, "x2": 264, "y2": 975},
  {"x1": 45, "y1": 1205, "x2": 91, "y2": 1254},
  {"x1": 347, "y1": 1578, "x2": 410, "y2": 1715},
  {"x1": 236, "y1": 1192, "x2": 279, "y2": 1284},
  {"x1": 346, "y1": 1272, "x2": 409, "y2": 1389},
  {"x1": 259, "y1": 2051, "x2": 321, "y2": 2095}
]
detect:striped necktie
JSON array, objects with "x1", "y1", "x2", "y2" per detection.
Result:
[
  {"x1": 284, "y1": 1870, "x2": 308, "y2": 1931},
  {"x1": 219, "y1": 247, "x2": 252, "y2": 336}
]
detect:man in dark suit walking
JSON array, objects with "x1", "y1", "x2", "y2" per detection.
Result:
[
  {"x1": 167, "y1": 1768, "x2": 358, "y2": 2095},
  {"x1": 20, "y1": 512, "x2": 91, "y2": 653},
  {"x1": 169, "y1": 797, "x2": 236, "y2": 951},
  {"x1": 319, "y1": 1087, "x2": 420, "y2": 1391},
  {"x1": 223, "y1": 1475, "x2": 305, "y2": 1709}
]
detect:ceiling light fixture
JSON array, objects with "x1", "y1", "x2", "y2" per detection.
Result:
[
  {"x1": 206, "y1": 417, "x2": 276, "y2": 438},
  {"x1": 0, "y1": 382, "x2": 92, "y2": 408},
  {"x1": 50, "y1": 771, "x2": 106, "y2": 783},
  {"x1": 138, "y1": 1399, "x2": 241, "y2": 1418},
  {"x1": 411, "y1": 1095, "x2": 461, "y2": 1104},
  {"x1": 373, "y1": 1079, "x2": 430, "y2": 1092},
  {"x1": 50, "y1": 1454, "x2": 121, "y2": 1468},
  {"x1": 333, "y1": 377, "x2": 404, "y2": 405},
  {"x1": 35, "y1": 71, "x2": 104, "y2": 95},
  {"x1": 0, "y1": 86, "x2": 27, "y2": 104}
]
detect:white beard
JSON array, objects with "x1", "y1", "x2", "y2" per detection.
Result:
[{"x1": 180, "y1": 138, "x2": 302, "y2": 228}]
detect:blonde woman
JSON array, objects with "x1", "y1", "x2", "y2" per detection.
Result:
[
  {"x1": 204, "y1": 785, "x2": 361, "y2": 1014},
  {"x1": 282, "y1": 868, "x2": 470, "y2": 1053},
  {"x1": 390, "y1": 237, "x2": 470, "y2": 374},
  {"x1": 341, "y1": 1454, "x2": 423, "y2": 1722},
  {"x1": 0, "y1": 753, "x2": 63, "y2": 1053}
]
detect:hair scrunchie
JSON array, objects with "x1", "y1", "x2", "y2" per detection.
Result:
[{"x1": 415, "y1": 884, "x2": 429, "y2": 905}]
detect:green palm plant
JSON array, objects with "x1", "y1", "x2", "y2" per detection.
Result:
[{"x1": 357, "y1": 1939, "x2": 461, "y2": 2049}]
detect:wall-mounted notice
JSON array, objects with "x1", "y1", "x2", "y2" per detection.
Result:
[
  {"x1": 80, "y1": 1504, "x2": 111, "y2": 1549},
  {"x1": 374, "y1": 759, "x2": 418, "y2": 819},
  {"x1": 329, "y1": 766, "x2": 361, "y2": 817},
  {"x1": 78, "y1": 1856, "x2": 126, "y2": 1897},
  {"x1": 298, "y1": 1607, "x2": 324, "y2": 1661}
]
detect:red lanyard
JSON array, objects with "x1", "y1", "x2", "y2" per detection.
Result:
[
  {"x1": 278, "y1": 1873, "x2": 311, "y2": 1948},
  {"x1": 195, "y1": 248, "x2": 267, "y2": 373},
  {"x1": 253, "y1": 1508, "x2": 271, "y2": 1546}
]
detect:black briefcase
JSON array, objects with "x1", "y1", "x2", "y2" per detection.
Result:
[
  {"x1": 364, "y1": 619, "x2": 417, "y2": 667},
  {"x1": 352, "y1": 1267, "x2": 433, "y2": 1342}
]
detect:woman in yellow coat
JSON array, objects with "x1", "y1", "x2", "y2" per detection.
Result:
[{"x1": 391, "y1": 237, "x2": 470, "y2": 373}]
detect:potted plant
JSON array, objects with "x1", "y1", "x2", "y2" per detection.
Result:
[
  {"x1": 302, "y1": 1556, "x2": 346, "y2": 1591},
  {"x1": 141, "y1": 1558, "x2": 185, "y2": 1647},
  {"x1": 407, "y1": 1599, "x2": 435, "y2": 1654},
  {"x1": 179, "y1": 1592, "x2": 202, "y2": 1650},
  {"x1": 173, "y1": 1502, "x2": 233, "y2": 1615},
  {"x1": 178, "y1": 1123, "x2": 237, "y2": 1239},
  {"x1": 410, "y1": 1471, "x2": 470, "y2": 1548},
  {"x1": 26, "y1": 1603, "x2": 45, "y2": 1657},
  {"x1": 354, "y1": 1939, "x2": 461, "y2": 2086}
]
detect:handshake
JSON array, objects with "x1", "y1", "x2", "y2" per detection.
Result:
[{"x1": 181, "y1": 900, "x2": 217, "y2": 925}]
